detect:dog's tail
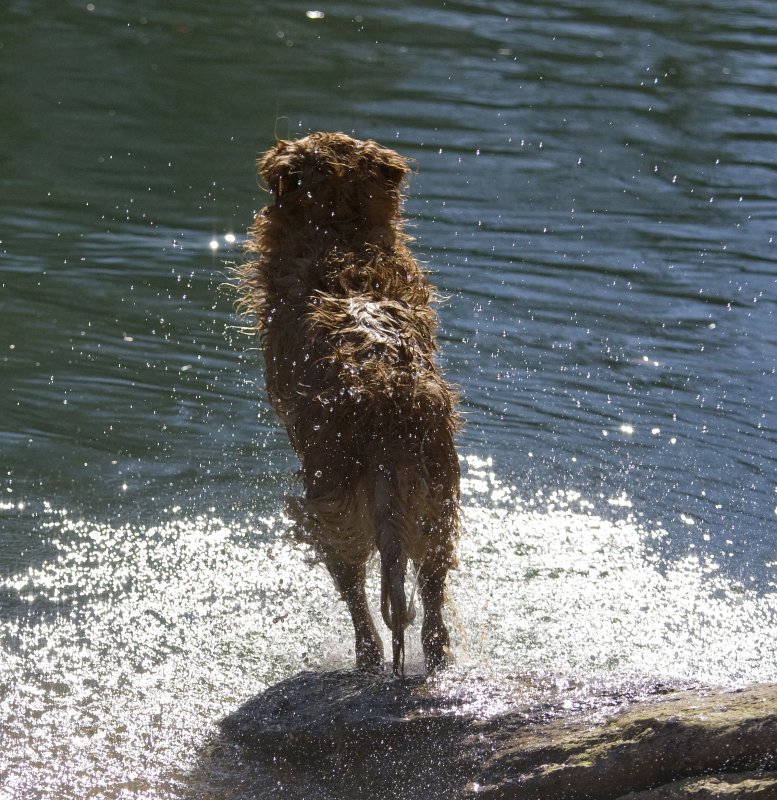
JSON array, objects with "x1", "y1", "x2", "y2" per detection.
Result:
[{"x1": 374, "y1": 466, "x2": 416, "y2": 676}]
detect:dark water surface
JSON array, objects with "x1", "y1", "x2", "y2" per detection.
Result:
[{"x1": 1, "y1": 2, "x2": 776, "y2": 798}]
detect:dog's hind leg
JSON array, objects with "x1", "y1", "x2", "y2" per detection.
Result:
[
  {"x1": 419, "y1": 557, "x2": 450, "y2": 672},
  {"x1": 324, "y1": 556, "x2": 384, "y2": 670}
]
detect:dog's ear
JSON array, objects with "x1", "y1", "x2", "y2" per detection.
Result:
[
  {"x1": 359, "y1": 141, "x2": 412, "y2": 188},
  {"x1": 258, "y1": 140, "x2": 303, "y2": 197},
  {"x1": 378, "y1": 156, "x2": 411, "y2": 188}
]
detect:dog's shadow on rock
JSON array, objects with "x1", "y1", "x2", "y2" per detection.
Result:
[{"x1": 188, "y1": 669, "x2": 482, "y2": 800}]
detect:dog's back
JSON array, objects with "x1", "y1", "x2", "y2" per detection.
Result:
[{"x1": 236, "y1": 132, "x2": 460, "y2": 673}]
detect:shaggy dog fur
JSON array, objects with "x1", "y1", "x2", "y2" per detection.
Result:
[{"x1": 235, "y1": 132, "x2": 460, "y2": 674}]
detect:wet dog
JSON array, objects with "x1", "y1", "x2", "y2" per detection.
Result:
[{"x1": 235, "y1": 132, "x2": 460, "y2": 674}]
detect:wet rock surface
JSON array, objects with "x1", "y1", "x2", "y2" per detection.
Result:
[
  {"x1": 216, "y1": 671, "x2": 777, "y2": 800},
  {"x1": 617, "y1": 772, "x2": 777, "y2": 799}
]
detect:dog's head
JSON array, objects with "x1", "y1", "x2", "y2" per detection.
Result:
[{"x1": 258, "y1": 132, "x2": 412, "y2": 224}]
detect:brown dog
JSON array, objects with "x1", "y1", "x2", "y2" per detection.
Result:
[{"x1": 235, "y1": 132, "x2": 460, "y2": 674}]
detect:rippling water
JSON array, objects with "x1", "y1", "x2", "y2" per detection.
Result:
[{"x1": 1, "y1": 2, "x2": 776, "y2": 798}]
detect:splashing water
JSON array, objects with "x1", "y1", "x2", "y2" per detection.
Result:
[{"x1": 2, "y1": 456, "x2": 775, "y2": 798}]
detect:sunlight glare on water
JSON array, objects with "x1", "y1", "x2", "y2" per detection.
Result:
[
  {"x1": 2, "y1": 459, "x2": 775, "y2": 797},
  {"x1": 452, "y1": 456, "x2": 777, "y2": 686},
  {"x1": 0, "y1": 507, "x2": 334, "y2": 799}
]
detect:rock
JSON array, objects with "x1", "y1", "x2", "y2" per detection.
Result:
[
  {"x1": 468, "y1": 682, "x2": 777, "y2": 799},
  {"x1": 217, "y1": 671, "x2": 777, "y2": 800},
  {"x1": 616, "y1": 772, "x2": 777, "y2": 798}
]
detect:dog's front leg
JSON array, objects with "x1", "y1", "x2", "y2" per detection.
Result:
[{"x1": 324, "y1": 556, "x2": 384, "y2": 670}]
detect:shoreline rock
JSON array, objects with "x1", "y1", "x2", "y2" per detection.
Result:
[{"x1": 218, "y1": 670, "x2": 777, "y2": 799}]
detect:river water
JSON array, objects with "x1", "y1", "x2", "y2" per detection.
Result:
[{"x1": 1, "y1": 1, "x2": 775, "y2": 798}]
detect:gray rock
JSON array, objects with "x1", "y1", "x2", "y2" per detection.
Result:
[{"x1": 216, "y1": 671, "x2": 777, "y2": 800}]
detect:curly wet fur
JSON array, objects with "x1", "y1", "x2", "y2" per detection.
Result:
[{"x1": 234, "y1": 132, "x2": 460, "y2": 674}]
